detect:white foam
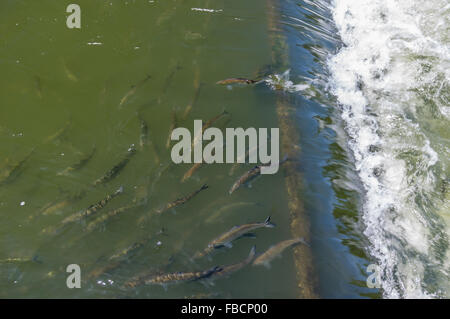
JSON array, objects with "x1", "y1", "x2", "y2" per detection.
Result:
[
  {"x1": 328, "y1": 0, "x2": 450, "y2": 298},
  {"x1": 191, "y1": 8, "x2": 223, "y2": 13},
  {"x1": 265, "y1": 69, "x2": 314, "y2": 94}
]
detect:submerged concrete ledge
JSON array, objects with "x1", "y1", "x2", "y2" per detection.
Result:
[{"x1": 266, "y1": 0, "x2": 319, "y2": 298}]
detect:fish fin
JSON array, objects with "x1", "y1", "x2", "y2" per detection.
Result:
[
  {"x1": 201, "y1": 184, "x2": 209, "y2": 190},
  {"x1": 264, "y1": 216, "x2": 276, "y2": 228},
  {"x1": 202, "y1": 279, "x2": 215, "y2": 287},
  {"x1": 247, "y1": 245, "x2": 256, "y2": 261},
  {"x1": 206, "y1": 266, "x2": 222, "y2": 277},
  {"x1": 279, "y1": 154, "x2": 289, "y2": 164},
  {"x1": 224, "y1": 242, "x2": 233, "y2": 248},
  {"x1": 167, "y1": 255, "x2": 175, "y2": 266},
  {"x1": 241, "y1": 233, "x2": 256, "y2": 239},
  {"x1": 213, "y1": 265, "x2": 223, "y2": 272},
  {"x1": 32, "y1": 254, "x2": 43, "y2": 264},
  {"x1": 296, "y1": 237, "x2": 310, "y2": 247},
  {"x1": 128, "y1": 144, "x2": 137, "y2": 153},
  {"x1": 263, "y1": 262, "x2": 272, "y2": 269}
]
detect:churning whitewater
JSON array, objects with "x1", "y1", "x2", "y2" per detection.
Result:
[{"x1": 328, "y1": 0, "x2": 450, "y2": 298}]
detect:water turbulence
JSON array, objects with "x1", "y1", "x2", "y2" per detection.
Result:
[{"x1": 328, "y1": 0, "x2": 450, "y2": 298}]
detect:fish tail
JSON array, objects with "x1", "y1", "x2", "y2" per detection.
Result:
[
  {"x1": 229, "y1": 183, "x2": 238, "y2": 195},
  {"x1": 246, "y1": 246, "x2": 256, "y2": 263},
  {"x1": 280, "y1": 154, "x2": 289, "y2": 164},
  {"x1": 264, "y1": 216, "x2": 276, "y2": 228},
  {"x1": 295, "y1": 237, "x2": 310, "y2": 247},
  {"x1": 201, "y1": 184, "x2": 209, "y2": 190}
]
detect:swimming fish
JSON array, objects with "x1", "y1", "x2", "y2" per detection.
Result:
[
  {"x1": 32, "y1": 190, "x2": 86, "y2": 219},
  {"x1": 181, "y1": 162, "x2": 203, "y2": 183},
  {"x1": 61, "y1": 58, "x2": 79, "y2": 82},
  {"x1": 0, "y1": 148, "x2": 35, "y2": 186},
  {"x1": 0, "y1": 256, "x2": 41, "y2": 265},
  {"x1": 109, "y1": 242, "x2": 144, "y2": 262},
  {"x1": 229, "y1": 145, "x2": 259, "y2": 176},
  {"x1": 182, "y1": 82, "x2": 203, "y2": 120},
  {"x1": 203, "y1": 110, "x2": 229, "y2": 132},
  {"x1": 228, "y1": 165, "x2": 262, "y2": 195},
  {"x1": 87, "y1": 260, "x2": 122, "y2": 280},
  {"x1": 210, "y1": 246, "x2": 256, "y2": 278},
  {"x1": 139, "y1": 117, "x2": 148, "y2": 151},
  {"x1": 192, "y1": 110, "x2": 229, "y2": 149},
  {"x1": 228, "y1": 135, "x2": 270, "y2": 176},
  {"x1": 194, "y1": 217, "x2": 274, "y2": 259},
  {"x1": 109, "y1": 229, "x2": 168, "y2": 261},
  {"x1": 57, "y1": 146, "x2": 96, "y2": 176},
  {"x1": 123, "y1": 266, "x2": 221, "y2": 288},
  {"x1": 229, "y1": 156, "x2": 289, "y2": 194},
  {"x1": 44, "y1": 120, "x2": 71, "y2": 144},
  {"x1": 88, "y1": 229, "x2": 167, "y2": 280},
  {"x1": 85, "y1": 204, "x2": 138, "y2": 232},
  {"x1": 155, "y1": 184, "x2": 208, "y2": 214},
  {"x1": 216, "y1": 78, "x2": 259, "y2": 85},
  {"x1": 60, "y1": 186, "x2": 124, "y2": 226},
  {"x1": 138, "y1": 184, "x2": 208, "y2": 224},
  {"x1": 253, "y1": 238, "x2": 308, "y2": 268},
  {"x1": 39, "y1": 200, "x2": 72, "y2": 217},
  {"x1": 92, "y1": 146, "x2": 136, "y2": 186},
  {"x1": 119, "y1": 75, "x2": 152, "y2": 108}
]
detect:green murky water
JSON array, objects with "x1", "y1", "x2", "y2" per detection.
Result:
[{"x1": 0, "y1": 0, "x2": 304, "y2": 298}]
